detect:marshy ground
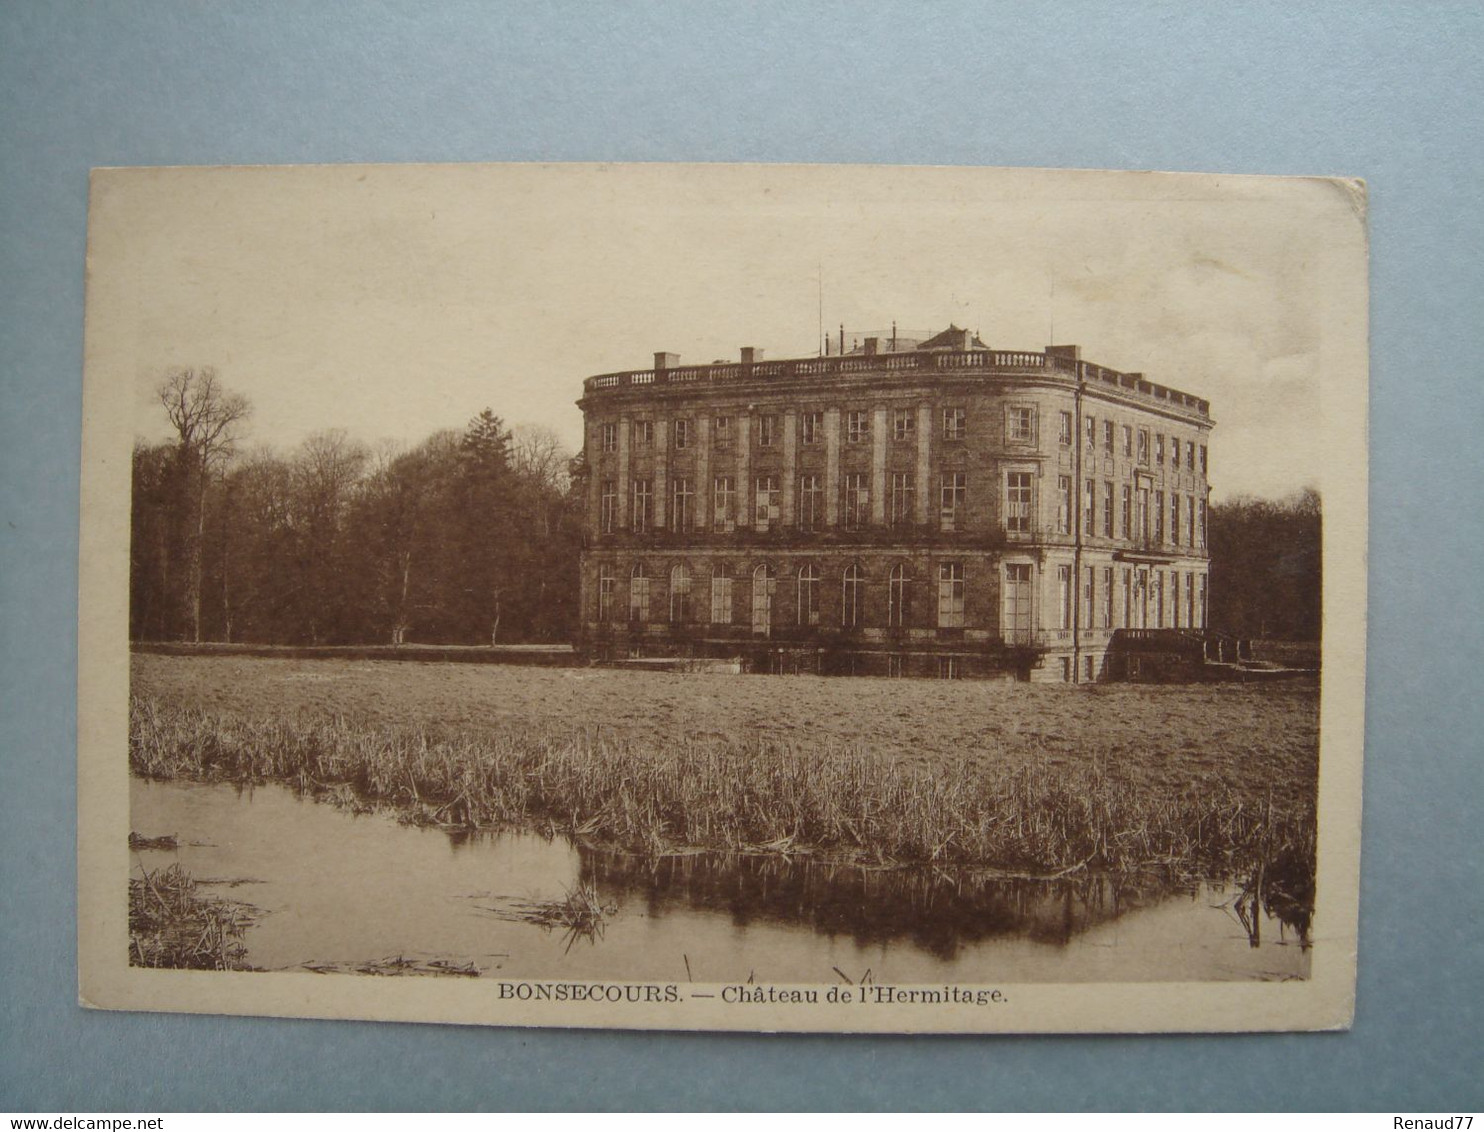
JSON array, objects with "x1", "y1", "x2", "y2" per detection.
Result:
[
  {"x1": 127, "y1": 653, "x2": 1320, "y2": 975},
  {"x1": 130, "y1": 653, "x2": 1318, "y2": 872}
]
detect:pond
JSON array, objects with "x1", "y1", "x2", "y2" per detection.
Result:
[{"x1": 130, "y1": 777, "x2": 1311, "y2": 983}]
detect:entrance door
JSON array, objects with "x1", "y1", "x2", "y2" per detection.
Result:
[{"x1": 1002, "y1": 563, "x2": 1033, "y2": 645}]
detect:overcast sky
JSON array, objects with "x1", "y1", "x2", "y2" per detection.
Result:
[{"x1": 99, "y1": 163, "x2": 1357, "y2": 502}]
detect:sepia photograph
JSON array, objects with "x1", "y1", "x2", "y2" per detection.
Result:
[{"x1": 77, "y1": 162, "x2": 1367, "y2": 1033}]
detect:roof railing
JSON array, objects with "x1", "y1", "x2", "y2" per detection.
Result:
[{"x1": 582, "y1": 349, "x2": 1209, "y2": 416}]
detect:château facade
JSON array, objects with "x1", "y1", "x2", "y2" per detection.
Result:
[{"x1": 576, "y1": 326, "x2": 1213, "y2": 681}]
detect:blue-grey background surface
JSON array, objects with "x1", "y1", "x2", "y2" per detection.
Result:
[{"x1": 2, "y1": 1, "x2": 1480, "y2": 1112}]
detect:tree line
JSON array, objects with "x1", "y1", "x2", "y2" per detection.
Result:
[
  {"x1": 1207, "y1": 487, "x2": 1322, "y2": 641},
  {"x1": 131, "y1": 368, "x2": 584, "y2": 646}
]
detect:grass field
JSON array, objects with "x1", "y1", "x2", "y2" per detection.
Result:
[{"x1": 130, "y1": 653, "x2": 1319, "y2": 879}]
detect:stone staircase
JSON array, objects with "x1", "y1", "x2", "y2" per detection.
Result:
[{"x1": 1108, "y1": 629, "x2": 1317, "y2": 683}]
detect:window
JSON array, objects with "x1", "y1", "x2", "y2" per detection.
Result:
[
  {"x1": 1137, "y1": 429, "x2": 1150, "y2": 465},
  {"x1": 842, "y1": 564, "x2": 863, "y2": 628},
  {"x1": 755, "y1": 475, "x2": 779, "y2": 531},
  {"x1": 889, "y1": 472, "x2": 915, "y2": 527},
  {"x1": 1171, "y1": 571, "x2": 1182, "y2": 628},
  {"x1": 673, "y1": 419, "x2": 690, "y2": 450},
  {"x1": 1003, "y1": 562, "x2": 1032, "y2": 644},
  {"x1": 1057, "y1": 565, "x2": 1072, "y2": 630},
  {"x1": 938, "y1": 656, "x2": 962, "y2": 680},
  {"x1": 1122, "y1": 568, "x2": 1132, "y2": 629},
  {"x1": 801, "y1": 411, "x2": 822, "y2": 445},
  {"x1": 1154, "y1": 490, "x2": 1165, "y2": 542},
  {"x1": 1156, "y1": 434, "x2": 1165, "y2": 466},
  {"x1": 1122, "y1": 424, "x2": 1133, "y2": 458},
  {"x1": 1137, "y1": 487, "x2": 1150, "y2": 541},
  {"x1": 1103, "y1": 420, "x2": 1115, "y2": 456},
  {"x1": 669, "y1": 564, "x2": 692, "y2": 623},
  {"x1": 1198, "y1": 499, "x2": 1207, "y2": 547},
  {"x1": 635, "y1": 420, "x2": 654, "y2": 449},
  {"x1": 713, "y1": 416, "x2": 732, "y2": 450},
  {"x1": 1083, "y1": 479, "x2": 1095, "y2": 534},
  {"x1": 1153, "y1": 571, "x2": 1165, "y2": 628},
  {"x1": 1187, "y1": 571, "x2": 1197, "y2": 628},
  {"x1": 1083, "y1": 567, "x2": 1095, "y2": 627},
  {"x1": 1186, "y1": 441, "x2": 1196, "y2": 471},
  {"x1": 1199, "y1": 444, "x2": 1208, "y2": 475},
  {"x1": 1102, "y1": 481, "x2": 1114, "y2": 538},
  {"x1": 598, "y1": 564, "x2": 615, "y2": 622},
  {"x1": 1187, "y1": 495, "x2": 1196, "y2": 546},
  {"x1": 599, "y1": 481, "x2": 617, "y2": 533},
  {"x1": 600, "y1": 422, "x2": 617, "y2": 453},
  {"x1": 797, "y1": 564, "x2": 821, "y2": 626},
  {"x1": 1085, "y1": 655, "x2": 1095, "y2": 682},
  {"x1": 628, "y1": 563, "x2": 650, "y2": 622},
  {"x1": 671, "y1": 477, "x2": 693, "y2": 532},
  {"x1": 710, "y1": 566, "x2": 733, "y2": 625},
  {"x1": 1085, "y1": 415, "x2": 1096, "y2": 453},
  {"x1": 937, "y1": 563, "x2": 965, "y2": 628},
  {"x1": 1169, "y1": 435, "x2": 1180, "y2": 469},
  {"x1": 888, "y1": 563, "x2": 911, "y2": 627},
  {"x1": 1121, "y1": 484, "x2": 1132, "y2": 539},
  {"x1": 846, "y1": 410, "x2": 870, "y2": 444},
  {"x1": 888, "y1": 653, "x2": 907, "y2": 678},
  {"x1": 943, "y1": 407, "x2": 966, "y2": 440},
  {"x1": 712, "y1": 476, "x2": 735, "y2": 531},
  {"x1": 751, "y1": 564, "x2": 775, "y2": 636},
  {"x1": 631, "y1": 479, "x2": 652, "y2": 533},
  {"x1": 1059, "y1": 411, "x2": 1073, "y2": 446},
  {"x1": 1005, "y1": 472, "x2": 1032, "y2": 534},
  {"x1": 843, "y1": 472, "x2": 870, "y2": 529},
  {"x1": 758, "y1": 414, "x2": 777, "y2": 448},
  {"x1": 798, "y1": 474, "x2": 823, "y2": 531},
  {"x1": 1198, "y1": 575, "x2": 1207, "y2": 627},
  {"x1": 1169, "y1": 494, "x2": 1180, "y2": 546},
  {"x1": 940, "y1": 473, "x2": 966, "y2": 531},
  {"x1": 893, "y1": 408, "x2": 915, "y2": 442},
  {"x1": 1007, "y1": 406, "x2": 1036, "y2": 444},
  {"x1": 1056, "y1": 475, "x2": 1072, "y2": 535},
  {"x1": 1102, "y1": 566, "x2": 1114, "y2": 628}
]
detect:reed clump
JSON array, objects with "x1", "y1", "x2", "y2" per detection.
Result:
[
  {"x1": 129, "y1": 696, "x2": 1315, "y2": 880},
  {"x1": 128, "y1": 862, "x2": 254, "y2": 970}
]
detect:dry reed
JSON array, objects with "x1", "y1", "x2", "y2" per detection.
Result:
[{"x1": 129, "y1": 695, "x2": 1315, "y2": 882}]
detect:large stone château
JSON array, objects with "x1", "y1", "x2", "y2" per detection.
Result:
[{"x1": 576, "y1": 326, "x2": 1213, "y2": 681}]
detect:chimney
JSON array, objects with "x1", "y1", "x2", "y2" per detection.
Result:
[
  {"x1": 863, "y1": 337, "x2": 879, "y2": 356},
  {"x1": 1045, "y1": 344, "x2": 1081, "y2": 361},
  {"x1": 957, "y1": 328, "x2": 973, "y2": 351},
  {"x1": 740, "y1": 346, "x2": 762, "y2": 365},
  {"x1": 654, "y1": 351, "x2": 679, "y2": 372}
]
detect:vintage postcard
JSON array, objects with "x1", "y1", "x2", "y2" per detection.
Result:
[{"x1": 78, "y1": 163, "x2": 1367, "y2": 1033}]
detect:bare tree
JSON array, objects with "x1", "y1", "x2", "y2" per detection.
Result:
[
  {"x1": 511, "y1": 423, "x2": 571, "y2": 494},
  {"x1": 157, "y1": 368, "x2": 251, "y2": 641}
]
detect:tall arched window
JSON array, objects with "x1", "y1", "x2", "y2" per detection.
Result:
[
  {"x1": 842, "y1": 564, "x2": 864, "y2": 628},
  {"x1": 597, "y1": 563, "x2": 616, "y2": 622},
  {"x1": 751, "y1": 564, "x2": 775, "y2": 637},
  {"x1": 797, "y1": 564, "x2": 821, "y2": 626},
  {"x1": 888, "y1": 563, "x2": 912, "y2": 628},
  {"x1": 938, "y1": 562, "x2": 965, "y2": 628},
  {"x1": 629, "y1": 562, "x2": 649, "y2": 623},
  {"x1": 710, "y1": 564, "x2": 733, "y2": 625},
  {"x1": 669, "y1": 563, "x2": 692, "y2": 623}
]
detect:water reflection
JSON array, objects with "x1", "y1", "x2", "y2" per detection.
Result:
[
  {"x1": 578, "y1": 848, "x2": 1311, "y2": 962},
  {"x1": 132, "y1": 776, "x2": 1312, "y2": 982}
]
